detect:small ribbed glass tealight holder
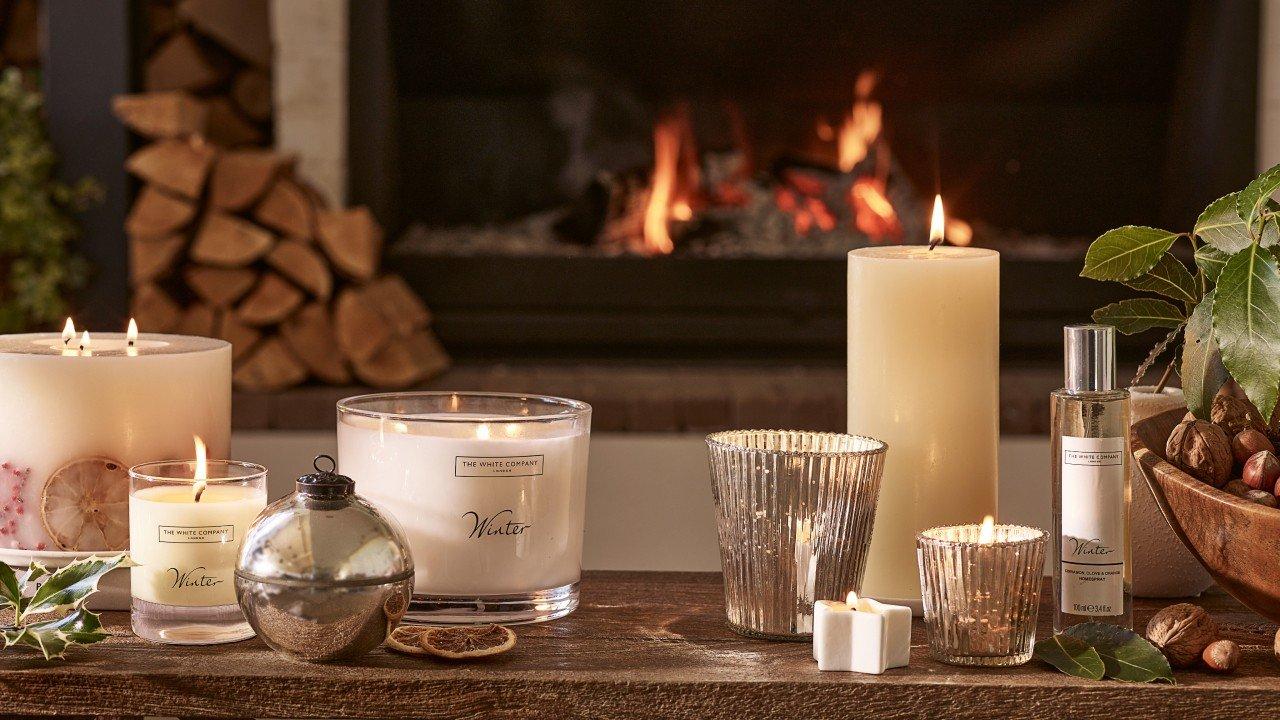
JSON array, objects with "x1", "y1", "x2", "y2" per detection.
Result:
[{"x1": 917, "y1": 522, "x2": 1046, "y2": 666}]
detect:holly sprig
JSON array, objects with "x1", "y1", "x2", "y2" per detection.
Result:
[{"x1": 0, "y1": 554, "x2": 130, "y2": 660}]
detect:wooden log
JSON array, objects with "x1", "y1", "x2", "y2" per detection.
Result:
[
  {"x1": 177, "y1": 0, "x2": 271, "y2": 68},
  {"x1": 176, "y1": 303, "x2": 217, "y2": 338},
  {"x1": 184, "y1": 266, "x2": 258, "y2": 308},
  {"x1": 124, "y1": 138, "x2": 217, "y2": 199},
  {"x1": 129, "y1": 234, "x2": 186, "y2": 285},
  {"x1": 316, "y1": 207, "x2": 383, "y2": 281},
  {"x1": 255, "y1": 178, "x2": 314, "y2": 239},
  {"x1": 145, "y1": 2, "x2": 180, "y2": 50},
  {"x1": 216, "y1": 312, "x2": 261, "y2": 362},
  {"x1": 112, "y1": 92, "x2": 209, "y2": 140},
  {"x1": 190, "y1": 211, "x2": 274, "y2": 266},
  {"x1": 333, "y1": 286, "x2": 391, "y2": 362},
  {"x1": 266, "y1": 239, "x2": 331, "y2": 299},
  {"x1": 280, "y1": 303, "x2": 351, "y2": 384},
  {"x1": 230, "y1": 69, "x2": 271, "y2": 122},
  {"x1": 131, "y1": 284, "x2": 183, "y2": 333},
  {"x1": 233, "y1": 337, "x2": 308, "y2": 393},
  {"x1": 208, "y1": 150, "x2": 292, "y2": 211},
  {"x1": 236, "y1": 273, "x2": 304, "y2": 327},
  {"x1": 2, "y1": 0, "x2": 38, "y2": 66},
  {"x1": 204, "y1": 96, "x2": 264, "y2": 147},
  {"x1": 352, "y1": 330, "x2": 450, "y2": 389},
  {"x1": 145, "y1": 32, "x2": 228, "y2": 92},
  {"x1": 362, "y1": 275, "x2": 431, "y2": 336},
  {"x1": 125, "y1": 187, "x2": 197, "y2": 240}
]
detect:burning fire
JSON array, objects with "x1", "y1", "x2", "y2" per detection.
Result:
[
  {"x1": 642, "y1": 107, "x2": 700, "y2": 255},
  {"x1": 837, "y1": 71, "x2": 883, "y2": 173}
]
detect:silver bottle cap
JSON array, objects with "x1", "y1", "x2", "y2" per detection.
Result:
[{"x1": 1064, "y1": 324, "x2": 1116, "y2": 393}]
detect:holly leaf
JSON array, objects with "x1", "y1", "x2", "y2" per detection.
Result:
[
  {"x1": 1214, "y1": 244, "x2": 1280, "y2": 421},
  {"x1": 1195, "y1": 245, "x2": 1230, "y2": 284},
  {"x1": 1082, "y1": 226, "x2": 1181, "y2": 281},
  {"x1": 1123, "y1": 254, "x2": 1198, "y2": 306},
  {"x1": 1091, "y1": 298, "x2": 1186, "y2": 335},
  {"x1": 5, "y1": 607, "x2": 108, "y2": 660},
  {"x1": 1182, "y1": 295, "x2": 1229, "y2": 418},
  {"x1": 0, "y1": 562, "x2": 20, "y2": 611},
  {"x1": 1033, "y1": 633, "x2": 1105, "y2": 680},
  {"x1": 20, "y1": 554, "x2": 129, "y2": 621},
  {"x1": 1063, "y1": 622, "x2": 1174, "y2": 683},
  {"x1": 1237, "y1": 163, "x2": 1280, "y2": 237}
]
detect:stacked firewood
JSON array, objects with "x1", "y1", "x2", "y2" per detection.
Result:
[
  {"x1": 112, "y1": 97, "x2": 450, "y2": 392},
  {"x1": 0, "y1": 0, "x2": 38, "y2": 70}
]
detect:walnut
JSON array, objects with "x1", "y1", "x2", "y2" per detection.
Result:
[
  {"x1": 1213, "y1": 394, "x2": 1268, "y2": 437},
  {"x1": 1166, "y1": 420, "x2": 1234, "y2": 487},
  {"x1": 1146, "y1": 603, "x2": 1220, "y2": 668}
]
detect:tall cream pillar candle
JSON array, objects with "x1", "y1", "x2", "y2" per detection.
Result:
[{"x1": 848, "y1": 246, "x2": 999, "y2": 608}]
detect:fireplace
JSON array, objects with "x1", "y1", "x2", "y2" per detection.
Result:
[{"x1": 356, "y1": 2, "x2": 1258, "y2": 360}]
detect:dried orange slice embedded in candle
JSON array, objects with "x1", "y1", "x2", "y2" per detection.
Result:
[
  {"x1": 385, "y1": 625, "x2": 430, "y2": 655},
  {"x1": 40, "y1": 457, "x2": 129, "y2": 551},
  {"x1": 419, "y1": 624, "x2": 516, "y2": 659}
]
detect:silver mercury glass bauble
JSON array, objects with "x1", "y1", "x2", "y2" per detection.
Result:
[{"x1": 235, "y1": 455, "x2": 414, "y2": 661}]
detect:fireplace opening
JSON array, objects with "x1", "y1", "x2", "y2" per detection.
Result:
[{"x1": 348, "y1": 1, "x2": 1259, "y2": 361}]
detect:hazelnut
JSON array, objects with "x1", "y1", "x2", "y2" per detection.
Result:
[
  {"x1": 1234, "y1": 428, "x2": 1277, "y2": 467},
  {"x1": 1213, "y1": 394, "x2": 1268, "y2": 437},
  {"x1": 1202, "y1": 639, "x2": 1240, "y2": 673},
  {"x1": 1167, "y1": 420, "x2": 1234, "y2": 487},
  {"x1": 1247, "y1": 489, "x2": 1279, "y2": 508},
  {"x1": 1244, "y1": 450, "x2": 1280, "y2": 493},
  {"x1": 1146, "y1": 603, "x2": 1220, "y2": 668}
]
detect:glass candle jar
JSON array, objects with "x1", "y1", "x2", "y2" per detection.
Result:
[
  {"x1": 129, "y1": 459, "x2": 267, "y2": 645},
  {"x1": 336, "y1": 391, "x2": 591, "y2": 624},
  {"x1": 917, "y1": 522, "x2": 1046, "y2": 666}
]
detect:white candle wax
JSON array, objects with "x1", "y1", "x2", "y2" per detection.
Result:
[
  {"x1": 0, "y1": 333, "x2": 231, "y2": 551},
  {"x1": 813, "y1": 593, "x2": 912, "y2": 673},
  {"x1": 848, "y1": 247, "x2": 999, "y2": 606},
  {"x1": 129, "y1": 483, "x2": 266, "y2": 606},
  {"x1": 337, "y1": 412, "x2": 589, "y2": 596}
]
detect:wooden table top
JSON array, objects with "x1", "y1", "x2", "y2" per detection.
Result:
[{"x1": 1, "y1": 571, "x2": 1277, "y2": 719}]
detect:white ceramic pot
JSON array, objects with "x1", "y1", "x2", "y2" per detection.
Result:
[
  {"x1": 1129, "y1": 386, "x2": 1214, "y2": 598},
  {"x1": 0, "y1": 547, "x2": 130, "y2": 610}
]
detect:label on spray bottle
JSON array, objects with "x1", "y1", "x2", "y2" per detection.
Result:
[{"x1": 1060, "y1": 435, "x2": 1125, "y2": 615}]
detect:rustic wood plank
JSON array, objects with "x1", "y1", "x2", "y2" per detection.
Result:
[{"x1": 0, "y1": 573, "x2": 1277, "y2": 718}]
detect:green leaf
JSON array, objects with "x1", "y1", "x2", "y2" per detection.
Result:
[
  {"x1": 1238, "y1": 163, "x2": 1280, "y2": 237},
  {"x1": 1062, "y1": 622, "x2": 1174, "y2": 683},
  {"x1": 1197, "y1": 192, "x2": 1254, "y2": 252},
  {"x1": 1091, "y1": 298, "x2": 1186, "y2": 335},
  {"x1": 0, "y1": 562, "x2": 20, "y2": 610},
  {"x1": 1082, "y1": 226, "x2": 1181, "y2": 281},
  {"x1": 1195, "y1": 245, "x2": 1230, "y2": 283},
  {"x1": 1182, "y1": 296, "x2": 1230, "y2": 418},
  {"x1": 20, "y1": 554, "x2": 128, "y2": 621},
  {"x1": 1033, "y1": 633, "x2": 1106, "y2": 680},
  {"x1": 1123, "y1": 254, "x2": 1199, "y2": 305},
  {"x1": 6, "y1": 608, "x2": 108, "y2": 660},
  {"x1": 1214, "y1": 245, "x2": 1280, "y2": 421}
]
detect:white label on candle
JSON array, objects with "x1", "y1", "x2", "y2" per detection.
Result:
[
  {"x1": 158, "y1": 524, "x2": 235, "y2": 544},
  {"x1": 1059, "y1": 436, "x2": 1125, "y2": 616},
  {"x1": 454, "y1": 454, "x2": 545, "y2": 477}
]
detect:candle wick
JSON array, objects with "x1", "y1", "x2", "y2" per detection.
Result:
[{"x1": 193, "y1": 481, "x2": 206, "y2": 502}]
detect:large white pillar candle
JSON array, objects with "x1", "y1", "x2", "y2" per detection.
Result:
[
  {"x1": 848, "y1": 246, "x2": 999, "y2": 607},
  {"x1": 0, "y1": 331, "x2": 230, "y2": 552}
]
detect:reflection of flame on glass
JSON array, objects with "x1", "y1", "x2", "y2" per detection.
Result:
[
  {"x1": 979, "y1": 515, "x2": 996, "y2": 544},
  {"x1": 193, "y1": 435, "x2": 208, "y2": 502},
  {"x1": 475, "y1": 423, "x2": 491, "y2": 440},
  {"x1": 946, "y1": 218, "x2": 973, "y2": 247}
]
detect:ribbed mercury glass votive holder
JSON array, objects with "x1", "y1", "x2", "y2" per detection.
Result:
[
  {"x1": 917, "y1": 523, "x2": 1046, "y2": 666},
  {"x1": 707, "y1": 430, "x2": 886, "y2": 640}
]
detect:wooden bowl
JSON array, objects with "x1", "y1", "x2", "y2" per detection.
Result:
[{"x1": 1133, "y1": 407, "x2": 1280, "y2": 621}]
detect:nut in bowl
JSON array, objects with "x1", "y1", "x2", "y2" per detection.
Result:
[{"x1": 1133, "y1": 407, "x2": 1280, "y2": 622}]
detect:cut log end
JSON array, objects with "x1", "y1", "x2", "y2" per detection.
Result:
[
  {"x1": 190, "y1": 211, "x2": 275, "y2": 267},
  {"x1": 255, "y1": 178, "x2": 315, "y2": 239},
  {"x1": 126, "y1": 187, "x2": 198, "y2": 241},
  {"x1": 233, "y1": 337, "x2": 308, "y2": 393},
  {"x1": 236, "y1": 273, "x2": 305, "y2": 327},
  {"x1": 317, "y1": 207, "x2": 383, "y2": 281},
  {"x1": 281, "y1": 304, "x2": 351, "y2": 384},
  {"x1": 352, "y1": 331, "x2": 450, "y2": 389},
  {"x1": 267, "y1": 239, "x2": 332, "y2": 299},
  {"x1": 112, "y1": 92, "x2": 209, "y2": 140}
]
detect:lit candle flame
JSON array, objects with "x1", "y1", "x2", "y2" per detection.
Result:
[
  {"x1": 978, "y1": 515, "x2": 995, "y2": 544},
  {"x1": 475, "y1": 423, "x2": 491, "y2": 440},
  {"x1": 62, "y1": 318, "x2": 75, "y2": 346},
  {"x1": 78, "y1": 330, "x2": 91, "y2": 356},
  {"x1": 127, "y1": 318, "x2": 138, "y2": 346},
  {"x1": 192, "y1": 435, "x2": 208, "y2": 502},
  {"x1": 845, "y1": 590, "x2": 859, "y2": 606},
  {"x1": 928, "y1": 194, "x2": 946, "y2": 250}
]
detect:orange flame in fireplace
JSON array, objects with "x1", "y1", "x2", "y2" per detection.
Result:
[
  {"x1": 837, "y1": 71, "x2": 882, "y2": 173},
  {"x1": 642, "y1": 107, "x2": 700, "y2": 255}
]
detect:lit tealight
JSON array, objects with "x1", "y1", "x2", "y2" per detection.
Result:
[{"x1": 978, "y1": 515, "x2": 996, "y2": 544}]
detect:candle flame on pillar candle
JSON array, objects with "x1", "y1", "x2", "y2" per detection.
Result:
[
  {"x1": 78, "y1": 331, "x2": 91, "y2": 356},
  {"x1": 62, "y1": 318, "x2": 75, "y2": 346},
  {"x1": 979, "y1": 515, "x2": 996, "y2": 544},
  {"x1": 846, "y1": 590, "x2": 859, "y2": 605},
  {"x1": 192, "y1": 435, "x2": 208, "y2": 502},
  {"x1": 927, "y1": 194, "x2": 946, "y2": 250},
  {"x1": 126, "y1": 318, "x2": 139, "y2": 356}
]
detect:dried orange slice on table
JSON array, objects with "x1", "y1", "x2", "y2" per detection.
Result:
[
  {"x1": 40, "y1": 457, "x2": 129, "y2": 551},
  {"x1": 386, "y1": 625, "x2": 430, "y2": 655},
  {"x1": 420, "y1": 624, "x2": 516, "y2": 659}
]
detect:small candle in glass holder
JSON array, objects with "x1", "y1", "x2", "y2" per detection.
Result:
[{"x1": 917, "y1": 517, "x2": 1045, "y2": 666}]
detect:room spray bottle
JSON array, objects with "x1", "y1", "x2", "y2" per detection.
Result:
[{"x1": 1050, "y1": 324, "x2": 1132, "y2": 632}]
